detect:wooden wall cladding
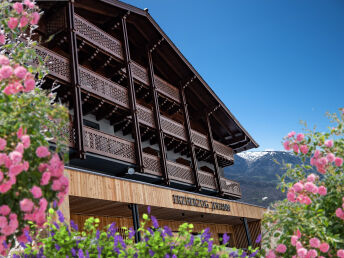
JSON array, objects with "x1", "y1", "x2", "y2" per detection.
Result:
[
  {"x1": 67, "y1": 169, "x2": 265, "y2": 219},
  {"x1": 70, "y1": 214, "x2": 236, "y2": 245},
  {"x1": 233, "y1": 220, "x2": 261, "y2": 249}
]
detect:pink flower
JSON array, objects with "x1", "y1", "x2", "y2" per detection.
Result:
[
  {"x1": 13, "y1": 2, "x2": 23, "y2": 13},
  {"x1": 275, "y1": 244, "x2": 287, "y2": 253},
  {"x1": 39, "y1": 198, "x2": 47, "y2": 213},
  {"x1": 0, "y1": 205, "x2": 10, "y2": 216},
  {"x1": 307, "y1": 249, "x2": 317, "y2": 258},
  {"x1": 14, "y1": 66, "x2": 27, "y2": 79},
  {"x1": 304, "y1": 182, "x2": 316, "y2": 193},
  {"x1": 335, "y1": 157, "x2": 343, "y2": 167},
  {"x1": 9, "y1": 164, "x2": 24, "y2": 177},
  {"x1": 9, "y1": 151, "x2": 22, "y2": 164},
  {"x1": 283, "y1": 141, "x2": 291, "y2": 151},
  {"x1": 36, "y1": 146, "x2": 50, "y2": 158},
  {"x1": 288, "y1": 131, "x2": 296, "y2": 138},
  {"x1": 266, "y1": 250, "x2": 276, "y2": 258},
  {"x1": 0, "y1": 65, "x2": 13, "y2": 79},
  {"x1": 52, "y1": 179, "x2": 62, "y2": 191},
  {"x1": 30, "y1": 186, "x2": 42, "y2": 198},
  {"x1": 19, "y1": 16, "x2": 28, "y2": 28},
  {"x1": 314, "y1": 149, "x2": 320, "y2": 158},
  {"x1": 24, "y1": 0, "x2": 35, "y2": 9},
  {"x1": 291, "y1": 235, "x2": 298, "y2": 246},
  {"x1": 302, "y1": 195, "x2": 312, "y2": 205},
  {"x1": 0, "y1": 138, "x2": 6, "y2": 151},
  {"x1": 307, "y1": 174, "x2": 316, "y2": 182},
  {"x1": 300, "y1": 145, "x2": 308, "y2": 154},
  {"x1": 23, "y1": 77, "x2": 35, "y2": 92},
  {"x1": 336, "y1": 208, "x2": 344, "y2": 219},
  {"x1": 287, "y1": 191, "x2": 296, "y2": 202},
  {"x1": 297, "y1": 248, "x2": 308, "y2": 258},
  {"x1": 293, "y1": 144, "x2": 299, "y2": 153},
  {"x1": 0, "y1": 55, "x2": 9, "y2": 65},
  {"x1": 0, "y1": 171, "x2": 3, "y2": 182},
  {"x1": 0, "y1": 216, "x2": 7, "y2": 229},
  {"x1": 319, "y1": 242, "x2": 329, "y2": 253},
  {"x1": 324, "y1": 139, "x2": 333, "y2": 148},
  {"x1": 309, "y1": 237, "x2": 320, "y2": 248},
  {"x1": 337, "y1": 249, "x2": 344, "y2": 258},
  {"x1": 0, "y1": 34, "x2": 5, "y2": 45},
  {"x1": 296, "y1": 229, "x2": 301, "y2": 239},
  {"x1": 40, "y1": 172, "x2": 51, "y2": 185},
  {"x1": 318, "y1": 186, "x2": 327, "y2": 196},
  {"x1": 7, "y1": 17, "x2": 18, "y2": 30},
  {"x1": 21, "y1": 135, "x2": 30, "y2": 148},
  {"x1": 326, "y1": 153, "x2": 335, "y2": 163},
  {"x1": 293, "y1": 182, "x2": 304, "y2": 193},
  {"x1": 30, "y1": 12, "x2": 40, "y2": 25},
  {"x1": 20, "y1": 198, "x2": 33, "y2": 212},
  {"x1": 296, "y1": 133, "x2": 304, "y2": 142}
]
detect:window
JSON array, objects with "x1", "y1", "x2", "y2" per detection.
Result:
[{"x1": 83, "y1": 119, "x2": 100, "y2": 130}]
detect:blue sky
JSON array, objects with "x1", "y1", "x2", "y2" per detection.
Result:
[{"x1": 123, "y1": 0, "x2": 344, "y2": 151}]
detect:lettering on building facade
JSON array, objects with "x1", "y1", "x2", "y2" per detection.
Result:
[{"x1": 172, "y1": 195, "x2": 230, "y2": 212}]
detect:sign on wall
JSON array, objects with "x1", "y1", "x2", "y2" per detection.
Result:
[{"x1": 172, "y1": 194, "x2": 230, "y2": 212}]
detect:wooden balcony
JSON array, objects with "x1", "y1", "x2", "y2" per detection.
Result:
[{"x1": 36, "y1": 45, "x2": 234, "y2": 164}]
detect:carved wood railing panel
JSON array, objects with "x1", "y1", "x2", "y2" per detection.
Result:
[
  {"x1": 74, "y1": 14, "x2": 123, "y2": 60},
  {"x1": 79, "y1": 66, "x2": 129, "y2": 109},
  {"x1": 198, "y1": 170, "x2": 217, "y2": 190},
  {"x1": 161, "y1": 116, "x2": 187, "y2": 141},
  {"x1": 35, "y1": 46, "x2": 71, "y2": 82},
  {"x1": 214, "y1": 141, "x2": 234, "y2": 162},
  {"x1": 83, "y1": 126, "x2": 136, "y2": 164},
  {"x1": 143, "y1": 153, "x2": 162, "y2": 176},
  {"x1": 137, "y1": 105, "x2": 155, "y2": 128},
  {"x1": 131, "y1": 62, "x2": 149, "y2": 85},
  {"x1": 191, "y1": 130, "x2": 209, "y2": 150},
  {"x1": 167, "y1": 160, "x2": 194, "y2": 184},
  {"x1": 154, "y1": 76, "x2": 180, "y2": 103},
  {"x1": 221, "y1": 178, "x2": 241, "y2": 197}
]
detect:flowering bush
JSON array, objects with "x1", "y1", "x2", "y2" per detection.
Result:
[
  {"x1": 262, "y1": 109, "x2": 344, "y2": 257},
  {"x1": 0, "y1": 0, "x2": 68, "y2": 255},
  {"x1": 21, "y1": 209, "x2": 262, "y2": 257}
]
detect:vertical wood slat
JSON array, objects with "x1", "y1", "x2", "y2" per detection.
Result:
[
  {"x1": 206, "y1": 114, "x2": 223, "y2": 195},
  {"x1": 121, "y1": 17, "x2": 144, "y2": 172},
  {"x1": 147, "y1": 50, "x2": 169, "y2": 184},
  {"x1": 66, "y1": 1, "x2": 85, "y2": 159},
  {"x1": 180, "y1": 86, "x2": 201, "y2": 191}
]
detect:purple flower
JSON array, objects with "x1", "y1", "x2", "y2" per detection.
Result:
[
  {"x1": 149, "y1": 250, "x2": 155, "y2": 256},
  {"x1": 211, "y1": 255, "x2": 219, "y2": 258},
  {"x1": 71, "y1": 248, "x2": 76, "y2": 256},
  {"x1": 97, "y1": 245, "x2": 102, "y2": 258},
  {"x1": 241, "y1": 251, "x2": 247, "y2": 257},
  {"x1": 96, "y1": 229, "x2": 100, "y2": 240},
  {"x1": 71, "y1": 220, "x2": 78, "y2": 231},
  {"x1": 172, "y1": 255, "x2": 177, "y2": 258},
  {"x1": 85, "y1": 250, "x2": 90, "y2": 258},
  {"x1": 57, "y1": 210, "x2": 65, "y2": 223},
  {"x1": 118, "y1": 235, "x2": 126, "y2": 248},
  {"x1": 114, "y1": 247, "x2": 120, "y2": 254},
  {"x1": 186, "y1": 235, "x2": 194, "y2": 247},
  {"x1": 19, "y1": 242, "x2": 27, "y2": 248},
  {"x1": 13, "y1": 255, "x2": 20, "y2": 258},
  {"x1": 78, "y1": 249, "x2": 84, "y2": 258},
  {"x1": 250, "y1": 250, "x2": 258, "y2": 257},
  {"x1": 24, "y1": 230, "x2": 32, "y2": 243},
  {"x1": 128, "y1": 227, "x2": 135, "y2": 239},
  {"x1": 147, "y1": 206, "x2": 151, "y2": 214},
  {"x1": 164, "y1": 255, "x2": 170, "y2": 258},
  {"x1": 148, "y1": 228, "x2": 154, "y2": 235},
  {"x1": 53, "y1": 200, "x2": 57, "y2": 209},
  {"x1": 2, "y1": 240, "x2": 7, "y2": 248},
  {"x1": 201, "y1": 228, "x2": 211, "y2": 244},
  {"x1": 53, "y1": 222, "x2": 60, "y2": 229},
  {"x1": 255, "y1": 234, "x2": 262, "y2": 244},
  {"x1": 151, "y1": 216, "x2": 159, "y2": 228},
  {"x1": 134, "y1": 253, "x2": 138, "y2": 258},
  {"x1": 208, "y1": 241, "x2": 213, "y2": 252},
  {"x1": 55, "y1": 244, "x2": 61, "y2": 251},
  {"x1": 223, "y1": 233, "x2": 230, "y2": 245},
  {"x1": 164, "y1": 226, "x2": 173, "y2": 237}
]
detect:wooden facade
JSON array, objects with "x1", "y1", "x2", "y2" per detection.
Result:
[{"x1": 37, "y1": 0, "x2": 263, "y2": 249}]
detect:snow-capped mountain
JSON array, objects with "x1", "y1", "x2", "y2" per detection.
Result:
[{"x1": 224, "y1": 151, "x2": 311, "y2": 207}]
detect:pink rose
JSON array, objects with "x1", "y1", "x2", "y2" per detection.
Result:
[
  {"x1": 19, "y1": 16, "x2": 28, "y2": 28},
  {"x1": 0, "y1": 65, "x2": 13, "y2": 79},
  {"x1": 266, "y1": 250, "x2": 276, "y2": 258},
  {"x1": 296, "y1": 133, "x2": 304, "y2": 142},
  {"x1": 314, "y1": 149, "x2": 320, "y2": 158},
  {"x1": 30, "y1": 186, "x2": 42, "y2": 199},
  {"x1": 293, "y1": 182, "x2": 304, "y2": 193},
  {"x1": 319, "y1": 242, "x2": 329, "y2": 253},
  {"x1": 21, "y1": 135, "x2": 30, "y2": 148},
  {"x1": 52, "y1": 179, "x2": 62, "y2": 191},
  {"x1": 7, "y1": 17, "x2": 18, "y2": 30},
  {"x1": 9, "y1": 151, "x2": 22, "y2": 164},
  {"x1": 300, "y1": 145, "x2": 308, "y2": 154},
  {"x1": 14, "y1": 66, "x2": 27, "y2": 79},
  {"x1": 0, "y1": 138, "x2": 6, "y2": 151},
  {"x1": 0, "y1": 205, "x2": 11, "y2": 216},
  {"x1": 318, "y1": 186, "x2": 327, "y2": 196},
  {"x1": 297, "y1": 248, "x2": 307, "y2": 258},
  {"x1": 13, "y1": 2, "x2": 23, "y2": 13},
  {"x1": 304, "y1": 182, "x2": 316, "y2": 193},
  {"x1": 0, "y1": 55, "x2": 9, "y2": 65},
  {"x1": 309, "y1": 237, "x2": 320, "y2": 248},
  {"x1": 40, "y1": 172, "x2": 51, "y2": 185},
  {"x1": 335, "y1": 157, "x2": 343, "y2": 167},
  {"x1": 307, "y1": 249, "x2": 317, "y2": 258},
  {"x1": 283, "y1": 140, "x2": 291, "y2": 151},
  {"x1": 291, "y1": 235, "x2": 298, "y2": 246},
  {"x1": 0, "y1": 34, "x2": 5, "y2": 45},
  {"x1": 30, "y1": 12, "x2": 40, "y2": 25},
  {"x1": 24, "y1": 0, "x2": 35, "y2": 9},
  {"x1": 36, "y1": 146, "x2": 50, "y2": 158},
  {"x1": 293, "y1": 144, "x2": 299, "y2": 153},
  {"x1": 275, "y1": 244, "x2": 287, "y2": 253},
  {"x1": 324, "y1": 139, "x2": 333, "y2": 148},
  {"x1": 20, "y1": 198, "x2": 34, "y2": 212},
  {"x1": 326, "y1": 153, "x2": 335, "y2": 163},
  {"x1": 24, "y1": 78, "x2": 35, "y2": 92},
  {"x1": 288, "y1": 131, "x2": 296, "y2": 138},
  {"x1": 307, "y1": 173, "x2": 316, "y2": 182},
  {"x1": 337, "y1": 249, "x2": 344, "y2": 258},
  {"x1": 302, "y1": 196, "x2": 312, "y2": 205},
  {"x1": 287, "y1": 191, "x2": 296, "y2": 202}
]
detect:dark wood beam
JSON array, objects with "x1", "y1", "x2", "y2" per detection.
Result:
[
  {"x1": 67, "y1": 1, "x2": 85, "y2": 159},
  {"x1": 121, "y1": 17, "x2": 144, "y2": 172}
]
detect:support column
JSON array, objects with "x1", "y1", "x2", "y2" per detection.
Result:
[
  {"x1": 130, "y1": 204, "x2": 141, "y2": 242},
  {"x1": 66, "y1": 1, "x2": 85, "y2": 159},
  {"x1": 241, "y1": 217, "x2": 252, "y2": 247},
  {"x1": 121, "y1": 17, "x2": 144, "y2": 172},
  {"x1": 206, "y1": 114, "x2": 223, "y2": 195},
  {"x1": 147, "y1": 50, "x2": 169, "y2": 185},
  {"x1": 180, "y1": 85, "x2": 201, "y2": 191}
]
